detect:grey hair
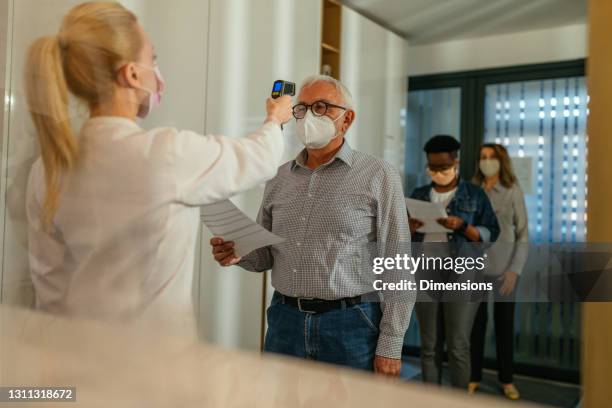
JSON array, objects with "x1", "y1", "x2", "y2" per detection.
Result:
[{"x1": 299, "y1": 75, "x2": 354, "y2": 109}]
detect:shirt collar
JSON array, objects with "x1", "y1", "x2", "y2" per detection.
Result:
[
  {"x1": 291, "y1": 139, "x2": 355, "y2": 170},
  {"x1": 83, "y1": 116, "x2": 142, "y2": 130},
  {"x1": 492, "y1": 182, "x2": 504, "y2": 192},
  {"x1": 488, "y1": 181, "x2": 506, "y2": 193}
]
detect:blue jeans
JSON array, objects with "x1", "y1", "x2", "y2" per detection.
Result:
[{"x1": 264, "y1": 291, "x2": 381, "y2": 371}]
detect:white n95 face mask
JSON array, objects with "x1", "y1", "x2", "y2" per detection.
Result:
[
  {"x1": 296, "y1": 110, "x2": 345, "y2": 149},
  {"x1": 479, "y1": 159, "x2": 500, "y2": 177},
  {"x1": 427, "y1": 166, "x2": 457, "y2": 187}
]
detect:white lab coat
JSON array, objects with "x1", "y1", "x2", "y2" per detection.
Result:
[{"x1": 26, "y1": 116, "x2": 284, "y2": 338}]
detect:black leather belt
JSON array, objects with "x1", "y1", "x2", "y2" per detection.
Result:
[{"x1": 279, "y1": 293, "x2": 369, "y2": 314}]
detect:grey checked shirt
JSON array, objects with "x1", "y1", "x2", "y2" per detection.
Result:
[{"x1": 239, "y1": 141, "x2": 414, "y2": 359}]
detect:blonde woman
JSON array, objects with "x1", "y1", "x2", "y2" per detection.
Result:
[
  {"x1": 24, "y1": 2, "x2": 292, "y2": 336},
  {"x1": 469, "y1": 143, "x2": 529, "y2": 400}
]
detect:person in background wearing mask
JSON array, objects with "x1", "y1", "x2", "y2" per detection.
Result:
[
  {"x1": 25, "y1": 2, "x2": 292, "y2": 336},
  {"x1": 210, "y1": 75, "x2": 414, "y2": 376},
  {"x1": 408, "y1": 135, "x2": 499, "y2": 389},
  {"x1": 469, "y1": 144, "x2": 528, "y2": 400}
]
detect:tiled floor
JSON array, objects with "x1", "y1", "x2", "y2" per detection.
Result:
[{"x1": 401, "y1": 358, "x2": 581, "y2": 407}]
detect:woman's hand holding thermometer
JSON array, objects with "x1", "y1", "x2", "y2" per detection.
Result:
[{"x1": 265, "y1": 95, "x2": 293, "y2": 126}]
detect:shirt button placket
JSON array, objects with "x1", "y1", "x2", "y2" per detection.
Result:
[{"x1": 296, "y1": 171, "x2": 317, "y2": 292}]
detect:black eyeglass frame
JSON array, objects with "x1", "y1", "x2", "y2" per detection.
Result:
[
  {"x1": 425, "y1": 163, "x2": 457, "y2": 173},
  {"x1": 292, "y1": 100, "x2": 347, "y2": 119}
]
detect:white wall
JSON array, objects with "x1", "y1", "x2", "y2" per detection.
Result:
[
  {"x1": 341, "y1": 7, "x2": 408, "y2": 174},
  {"x1": 0, "y1": 0, "x2": 7, "y2": 141},
  {"x1": 406, "y1": 23, "x2": 587, "y2": 76},
  {"x1": 137, "y1": 1, "x2": 209, "y2": 133},
  {"x1": 0, "y1": 0, "x2": 92, "y2": 307}
]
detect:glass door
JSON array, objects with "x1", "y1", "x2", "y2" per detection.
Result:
[
  {"x1": 405, "y1": 87, "x2": 461, "y2": 195},
  {"x1": 484, "y1": 77, "x2": 589, "y2": 244}
]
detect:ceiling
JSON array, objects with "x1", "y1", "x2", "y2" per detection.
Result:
[{"x1": 340, "y1": 0, "x2": 587, "y2": 45}]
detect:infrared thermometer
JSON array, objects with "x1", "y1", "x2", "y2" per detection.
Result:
[
  {"x1": 271, "y1": 80, "x2": 296, "y2": 99},
  {"x1": 271, "y1": 80, "x2": 295, "y2": 130}
]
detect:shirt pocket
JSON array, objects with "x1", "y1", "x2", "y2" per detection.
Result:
[
  {"x1": 456, "y1": 198, "x2": 477, "y2": 212},
  {"x1": 318, "y1": 193, "x2": 376, "y2": 241},
  {"x1": 454, "y1": 198, "x2": 478, "y2": 224},
  {"x1": 269, "y1": 199, "x2": 299, "y2": 236}
]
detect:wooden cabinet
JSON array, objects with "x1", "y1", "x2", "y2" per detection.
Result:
[{"x1": 321, "y1": 0, "x2": 342, "y2": 79}]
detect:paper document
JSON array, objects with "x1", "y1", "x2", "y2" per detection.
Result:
[
  {"x1": 405, "y1": 198, "x2": 452, "y2": 233},
  {"x1": 200, "y1": 200, "x2": 285, "y2": 258}
]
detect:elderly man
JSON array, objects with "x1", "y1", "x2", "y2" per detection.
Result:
[{"x1": 210, "y1": 75, "x2": 413, "y2": 376}]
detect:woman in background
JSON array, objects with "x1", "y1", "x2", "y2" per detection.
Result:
[
  {"x1": 25, "y1": 2, "x2": 292, "y2": 336},
  {"x1": 469, "y1": 143, "x2": 529, "y2": 400}
]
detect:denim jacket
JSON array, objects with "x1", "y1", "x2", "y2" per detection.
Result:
[{"x1": 409, "y1": 180, "x2": 500, "y2": 244}]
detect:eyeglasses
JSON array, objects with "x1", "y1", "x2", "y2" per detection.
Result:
[
  {"x1": 426, "y1": 164, "x2": 456, "y2": 173},
  {"x1": 292, "y1": 100, "x2": 347, "y2": 120}
]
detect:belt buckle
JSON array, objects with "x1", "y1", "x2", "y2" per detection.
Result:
[{"x1": 297, "y1": 297, "x2": 316, "y2": 314}]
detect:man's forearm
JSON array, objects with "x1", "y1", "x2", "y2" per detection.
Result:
[{"x1": 375, "y1": 299, "x2": 414, "y2": 359}]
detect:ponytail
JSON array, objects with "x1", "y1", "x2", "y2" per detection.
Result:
[
  {"x1": 24, "y1": 2, "x2": 141, "y2": 228},
  {"x1": 25, "y1": 36, "x2": 78, "y2": 228}
]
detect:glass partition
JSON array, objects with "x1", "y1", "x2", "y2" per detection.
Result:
[
  {"x1": 404, "y1": 62, "x2": 586, "y2": 382},
  {"x1": 405, "y1": 87, "x2": 461, "y2": 195}
]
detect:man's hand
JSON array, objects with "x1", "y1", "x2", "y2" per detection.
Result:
[
  {"x1": 210, "y1": 237, "x2": 242, "y2": 266},
  {"x1": 498, "y1": 271, "x2": 519, "y2": 296},
  {"x1": 373, "y1": 355, "x2": 401, "y2": 377},
  {"x1": 408, "y1": 218, "x2": 424, "y2": 234},
  {"x1": 437, "y1": 216, "x2": 465, "y2": 231}
]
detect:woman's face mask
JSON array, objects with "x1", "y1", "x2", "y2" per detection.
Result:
[
  {"x1": 479, "y1": 158, "x2": 500, "y2": 177},
  {"x1": 133, "y1": 63, "x2": 165, "y2": 118},
  {"x1": 296, "y1": 110, "x2": 346, "y2": 149},
  {"x1": 427, "y1": 165, "x2": 457, "y2": 187}
]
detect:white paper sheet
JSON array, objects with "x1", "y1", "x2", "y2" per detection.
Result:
[
  {"x1": 200, "y1": 200, "x2": 285, "y2": 258},
  {"x1": 405, "y1": 198, "x2": 452, "y2": 233}
]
